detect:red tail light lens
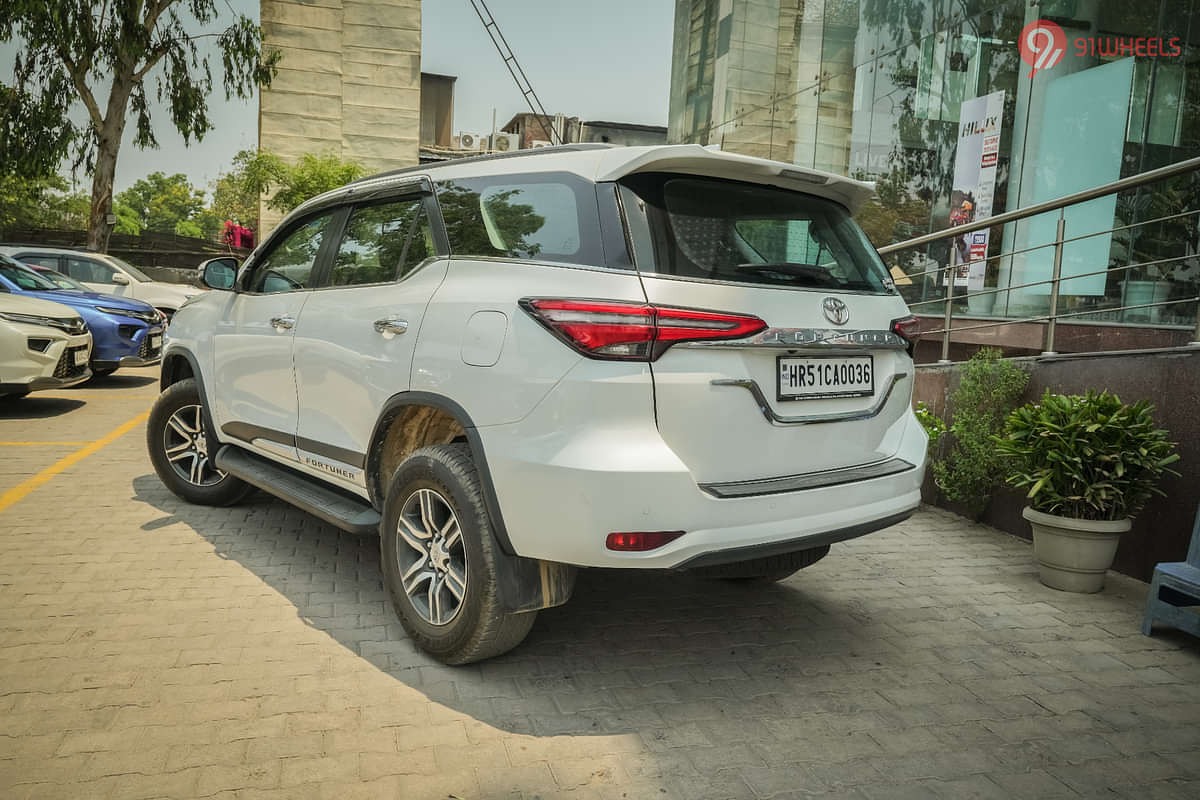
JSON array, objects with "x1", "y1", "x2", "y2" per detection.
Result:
[
  {"x1": 520, "y1": 298, "x2": 766, "y2": 361},
  {"x1": 890, "y1": 315, "x2": 921, "y2": 356},
  {"x1": 605, "y1": 531, "x2": 685, "y2": 551}
]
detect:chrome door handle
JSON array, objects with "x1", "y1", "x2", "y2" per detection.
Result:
[
  {"x1": 374, "y1": 317, "x2": 409, "y2": 335},
  {"x1": 269, "y1": 315, "x2": 295, "y2": 331}
]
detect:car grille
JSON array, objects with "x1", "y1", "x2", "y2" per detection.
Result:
[
  {"x1": 53, "y1": 346, "x2": 89, "y2": 380},
  {"x1": 138, "y1": 335, "x2": 161, "y2": 360}
]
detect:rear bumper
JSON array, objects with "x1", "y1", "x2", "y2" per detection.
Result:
[{"x1": 478, "y1": 361, "x2": 927, "y2": 569}]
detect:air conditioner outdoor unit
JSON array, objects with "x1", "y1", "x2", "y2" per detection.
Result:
[
  {"x1": 530, "y1": 139, "x2": 553, "y2": 148},
  {"x1": 458, "y1": 132, "x2": 484, "y2": 151},
  {"x1": 490, "y1": 133, "x2": 520, "y2": 152}
]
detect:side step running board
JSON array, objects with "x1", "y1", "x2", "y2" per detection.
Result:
[{"x1": 214, "y1": 445, "x2": 381, "y2": 535}]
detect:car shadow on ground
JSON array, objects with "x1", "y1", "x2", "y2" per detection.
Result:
[
  {"x1": 0, "y1": 395, "x2": 87, "y2": 418},
  {"x1": 129, "y1": 473, "x2": 870, "y2": 740},
  {"x1": 88, "y1": 372, "x2": 157, "y2": 389}
]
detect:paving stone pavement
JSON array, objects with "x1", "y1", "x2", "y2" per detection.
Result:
[{"x1": 2, "y1": 369, "x2": 1199, "y2": 799}]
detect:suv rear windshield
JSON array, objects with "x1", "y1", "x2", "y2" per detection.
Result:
[{"x1": 621, "y1": 173, "x2": 893, "y2": 295}]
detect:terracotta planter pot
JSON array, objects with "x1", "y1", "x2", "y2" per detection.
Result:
[{"x1": 1022, "y1": 507, "x2": 1131, "y2": 593}]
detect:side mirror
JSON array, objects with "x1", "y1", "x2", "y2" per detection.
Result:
[
  {"x1": 111, "y1": 272, "x2": 131, "y2": 286},
  {"x1": 199, "y1": 257, "x2": 239, "y2": 291}
]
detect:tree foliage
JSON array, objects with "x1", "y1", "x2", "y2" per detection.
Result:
[
  {"x1": 116, "y1": 171, "x2": 205, "y2": 234},
  {"x1": 0, "y1": 1, "x2": 279, "y2": 250},
  {"x1": 233, "y1": 150, "x2": 368, "y2": 214}
]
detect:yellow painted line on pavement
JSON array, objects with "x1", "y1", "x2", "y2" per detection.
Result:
[
  {"x1": 0, "y1": 411, "x2": 149, "y2": 514},
  {"x1": 0, "y1": 441, "x2": 91, "y2": 446}
]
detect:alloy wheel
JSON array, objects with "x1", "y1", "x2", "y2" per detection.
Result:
[
  {"x1": 163, "y1": 404, "x2": 225, "y2": 486},
  {"x1": 395, "y1": 488, "x2": 468, "y2": 626}
]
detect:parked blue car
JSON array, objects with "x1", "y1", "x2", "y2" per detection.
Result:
[{"x1": 0, "y1": 254, "x2": 163, "y2": 376}]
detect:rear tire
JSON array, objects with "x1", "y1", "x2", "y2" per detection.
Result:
[
  {"x1": 380, "y1": 444, "x2": 536, "y2": 664},
  {"x1": 692, "y1": 545, "x2": 831, "y2": 583},
  {"x1": 147, "y1": 378, "x2": 253, "y2": 506}
]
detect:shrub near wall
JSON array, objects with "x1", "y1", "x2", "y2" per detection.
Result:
[{"x1": 913, "y1": 348, "x2": 1200, "y2": 582}]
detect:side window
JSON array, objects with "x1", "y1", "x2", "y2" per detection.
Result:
[
  {"x1": 67, "y1": 257, "x2": 116, "y2": 284},
  {"x1": 248, "y1": 213, "x2": 332, "y2": 294},
  {"x1": 434, "y1": 172, "x2": 605, "y2": 267},
  {"x1": 16, "y1": 254, "x2": 61, "y2": 270},
  {"x1": 331, "y1": 197, "x2": 434, "y2": 287}
]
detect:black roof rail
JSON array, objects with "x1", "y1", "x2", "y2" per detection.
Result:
[{"x1": 352, "y1": 142, "x2": 616, "y2": 184}]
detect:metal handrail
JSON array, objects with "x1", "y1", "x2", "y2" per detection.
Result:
[
  {"x1": 896, "y1": 207, "x2": 1200, "y2": 284},
  {"x1": 874, "y1": 155, "x2": 1200, "y2": 360},
  {"x1": 877, "y1": 155, "x2": 1200, "y2": 255}
]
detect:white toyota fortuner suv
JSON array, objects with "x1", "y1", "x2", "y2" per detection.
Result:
[{"x1": 148, "y1": 144, "x2": 927, "y2": 663}]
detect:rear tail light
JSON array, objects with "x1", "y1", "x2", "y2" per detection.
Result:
[
  {"x1": 520, "y1": 298, "x2": 766, "y2": 361},
  {"x1": 605, "y1": 531, "x2": 685, "y2": 551},
  {"x1": 890, "y1": 315, "x2": 921, "y2": 357}
]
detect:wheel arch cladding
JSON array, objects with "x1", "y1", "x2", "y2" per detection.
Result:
[{"x1": 367, "y1": 391, "x2": 576, "y2": 614}]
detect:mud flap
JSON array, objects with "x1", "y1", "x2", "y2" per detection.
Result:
[{"x1": 492, "y1": 542, "x2": 577, "y2": 613}]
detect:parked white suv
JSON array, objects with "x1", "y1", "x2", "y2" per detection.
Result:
[
  {"x1": 148, "y1": 144, "x2": 927, "y2": 663},
  {"x1": 0, "y1": 246, "x2": 203, "y2": 320},
  {"x1": 0, "y1": 293, "x2": 92, "y2": 396}
]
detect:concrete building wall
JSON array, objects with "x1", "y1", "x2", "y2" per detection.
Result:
[{"x1": 258, "y1": 0, "x2": 421, "y2": 235}]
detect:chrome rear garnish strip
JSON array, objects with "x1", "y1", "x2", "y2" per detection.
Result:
[
  {"x1": 699, "y1": 457, "x2": 918, "y2": 498},
  {"x1": 681, "y1": 327, "x2": 907, "y2": 350},
  {"x1": 711, "y1": 372, "x2": 908, "y2": 426}
]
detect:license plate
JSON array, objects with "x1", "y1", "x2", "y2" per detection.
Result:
[
  {"x1": 150, "y1": 335, "x2": 162, "y2": 349},
  {"x1": 73, "y1": 348, "x2": 89, "y2": 366},
  {"x1": 777, "y1": 355, "x2": 874, "y2": 400}
]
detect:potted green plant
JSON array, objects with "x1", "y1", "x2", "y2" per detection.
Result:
[{"x1": 995, "y1": 390, "x2": 1180, "y2": 593}]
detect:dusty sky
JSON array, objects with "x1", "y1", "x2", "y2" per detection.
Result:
[{"x1": 1, "y1": 1, "x2": 674, "y2": 194}]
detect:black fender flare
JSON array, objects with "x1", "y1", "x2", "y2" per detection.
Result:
[{"x1": 366, "y1": 391, "x2": 516, "y2": 556}]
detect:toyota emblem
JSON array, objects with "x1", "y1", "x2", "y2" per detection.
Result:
[{"x1": 822, "y1": 297, "x2": 849, "y2": 325}]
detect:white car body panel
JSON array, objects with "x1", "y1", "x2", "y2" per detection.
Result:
[
  {"x1": 411, "y1": 258, "x2": 645, "y2": 428},
  {"x1": 292, "y1": 257, "x2": 450, "y2": 475}
]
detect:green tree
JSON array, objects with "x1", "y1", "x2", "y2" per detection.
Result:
[
  {"x1": 0, "y1": 172, "x2": 92, "y2": 231},
  {"x1": 0, "y1": 2, "x2": 279, "y2": 252},
  {"x1": 234, "y1": 150, "x2": 367, "y2": 214},
  {"x1": 116, "y1": 172, "x2": 206, "y2": 234}
]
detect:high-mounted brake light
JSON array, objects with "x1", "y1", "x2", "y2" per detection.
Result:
[
  {"x1": 890, "y1": 315, "x2": 921, "y2": 356},
  {"x1": 520, "y1": 298, "x2": 766, "y2": 361},
  {"x1": 605, "y1": 531, "x2": 685, "y2": 551}
]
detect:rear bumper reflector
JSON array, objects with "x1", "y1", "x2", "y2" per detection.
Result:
[
  {"x1": 698, "y1": 457, "x2": 917, "y2": 499},
  {"x1": 606, "y1": 531, "x2": 685, "y2": 551}
]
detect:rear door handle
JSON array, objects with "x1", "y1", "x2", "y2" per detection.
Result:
[
  {"x1": 269, "y1": 315, "x2": 295, "y2": 331},
  {"x1": 374, "y1": 317, "x2": 409, "y2": 336}
]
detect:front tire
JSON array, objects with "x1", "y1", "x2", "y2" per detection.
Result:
[
  {"x1": 380, "y1": 444, "x2": 535, "y2": 664},
  {"x1": 147, "y1": 378, "x2": 253, "y2": 506}
]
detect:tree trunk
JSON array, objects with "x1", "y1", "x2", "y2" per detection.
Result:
[
  {"x1": 86, "y1": 131, "x2": 121, "y2": 252},
  {"x1": 86, "y1": 69, "x2": 134, "y2": 253}
]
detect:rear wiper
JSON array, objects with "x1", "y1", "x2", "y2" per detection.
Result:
[{"x1": 734, "y1": 262, "x2": 833, "y2": 284}]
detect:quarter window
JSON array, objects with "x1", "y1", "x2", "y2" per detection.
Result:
[
  {"x1": 249, "y1": 213, "x2": 332, "y2": 293},
  {"x1": 435, "y1": 173, "x2": 604, "y2": 267},
  {"x1": 331, "y1": 198, "x2": 434, "y2": 286}
]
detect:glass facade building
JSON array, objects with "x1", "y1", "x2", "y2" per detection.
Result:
[{"x1": 668, "y1": 0, "x2": 1200, "y2": 331}]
